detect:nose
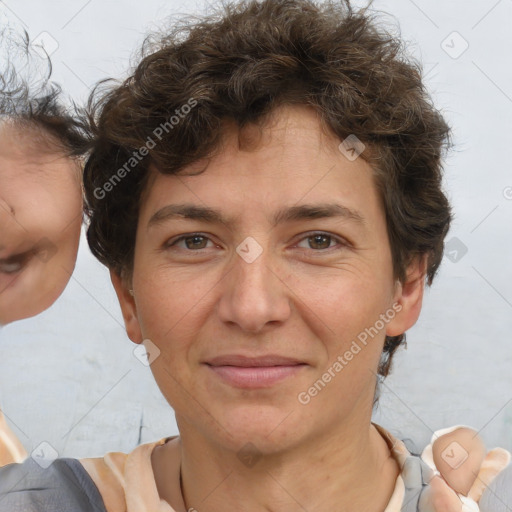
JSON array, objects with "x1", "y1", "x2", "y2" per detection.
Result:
[{"x1": 217, "y1": 241, "x2": 291, "y2": 333}]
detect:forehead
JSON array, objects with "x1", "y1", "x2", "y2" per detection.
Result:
[
  {"x1": 0, "y1": 122, "x2": 76, "y2": 187},
  {"x1": 0, "y1": 122, "x2": 81, "y2": 234},
  {"x1": 137, "y1": 105, "x2": 388, "y2": 245},
  {"x1": 0, "y1": 121, "x2": 63, "y2": 165},
  {"x1": 143, "y1": 105, "x2": 377, "y2": 207},
  {"x1": 206, "y1": 105, "x2": 346, "y2": 171}
]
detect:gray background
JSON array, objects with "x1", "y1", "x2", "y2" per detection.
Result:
[{"x1": 0, "y1": 0, "x2": 511, "y2": 459}]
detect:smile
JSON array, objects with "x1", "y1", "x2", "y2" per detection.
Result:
[{"x1": 204, "y1": 355, "x2": 307, "y2": 388}]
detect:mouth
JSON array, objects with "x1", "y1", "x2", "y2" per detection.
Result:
[{"x1": 204, "y1": 354, "x2": 307, "y2": 388}]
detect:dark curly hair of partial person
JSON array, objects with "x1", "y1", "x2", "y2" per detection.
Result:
[
  {"x1": 83, "y1": 0, "x2": 452, "y2": 378},
  {"x1": 0, "y1": 28, "x2": 89, "y2": 156}
]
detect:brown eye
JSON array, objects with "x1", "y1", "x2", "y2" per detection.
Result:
[
  {"x1": 184, "y1": 235, "x2": 209, "y2": 250},
  {"x1": 307, "y1": 234, "x2": 332, "y2": 250},
  {"x1": 298, "y1": 233, "x2": 346, "y2": 252},
  {"x1": 166, "y1": 233, "x2": 216, "y2": 251}
]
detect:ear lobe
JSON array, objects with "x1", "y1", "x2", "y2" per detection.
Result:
[
  {"x1": 386, "y1": 254, "x2": 428, "y2": 337},
  {"x1": 110, "y1": 270, "x2": 144, "y2": 344}
]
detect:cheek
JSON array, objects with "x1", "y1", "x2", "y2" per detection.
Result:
[
  {"x1": 288, "y1": 263, "x2": 393, "y2": 342},
  {"x1": 303, "y1": 277, "x2": 391, "y2": 403},
  {"x1": 134, "y1": 265, "x2": 220, "y2": 349}
]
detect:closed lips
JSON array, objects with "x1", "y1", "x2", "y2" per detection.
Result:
[
  {"x1": 204, "y1": 355, "x2": 308, "y2": 388},
  {"x1": 205, "y1": 355, "x2": 306, "y2": 367}
]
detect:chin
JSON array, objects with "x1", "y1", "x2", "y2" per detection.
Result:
[{"x1": 212, "y1": 403, "x2": 305, "y2": 453}]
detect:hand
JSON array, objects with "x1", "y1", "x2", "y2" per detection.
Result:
[{"x1": 420, "y1": 426, "x2": 511, "y2": 511}]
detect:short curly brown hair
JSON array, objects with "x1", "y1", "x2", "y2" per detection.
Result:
[{"x1": 83, "y1": 0, "x2": 452, "y2": 377}]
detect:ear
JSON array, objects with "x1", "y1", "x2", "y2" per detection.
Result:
[
  {"x1": 110, "y1": 270, "x2": 144, "y2": 345},
  {"x1": 386, "y1": 254, "x2": 428, "y2": 337}
]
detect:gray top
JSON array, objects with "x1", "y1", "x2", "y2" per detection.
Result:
[
  {"x1": 0, "y1": 457, "x2": 107, "y2": 512},
  {"x1": 479, "y1": 462, "x2": 512, "y2": 512}
]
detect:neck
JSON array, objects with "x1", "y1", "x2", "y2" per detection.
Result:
[{"x1": 162, "y1": 421, "x2": 398, "y2": 512}]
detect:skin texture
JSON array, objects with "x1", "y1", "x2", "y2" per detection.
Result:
[
  {"x1": 0, "y1": 123, "x2": 82, "y2": 325},
  {"x1": 112, "y1": 104, "x2": 427, "y2": 511}
]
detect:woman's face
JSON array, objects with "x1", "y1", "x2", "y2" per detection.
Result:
[
  {"x1": 0, "y1": 123, "x2": 83, "y2": 325},
  {"x1": 115, "y1": 104, "x2": 424, "y2": 453}
]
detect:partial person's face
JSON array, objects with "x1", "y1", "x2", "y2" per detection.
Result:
[
  {"x1": 0, "y1": 123, "x2": 83, "y2": 325},
  {"x1": 114, "y1": 104, "x2": 425, "y2": 454}
]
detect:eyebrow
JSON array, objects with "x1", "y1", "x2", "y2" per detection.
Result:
[{"x1": 147, "y1": 202, "x2": 365, "y2": 230}]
